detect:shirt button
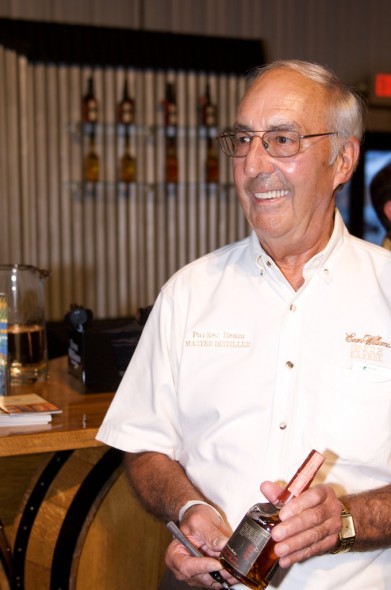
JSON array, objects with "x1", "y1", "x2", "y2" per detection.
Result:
[
  {"x1": 279, "y1": 422, "x2": 287, "y2": 430},
  {"x1": 266, "y1": 260, "x2": 272, "y2": 267},
  {"x1": 289, "y1": 304, "x2": 296, "y2": 311},
  {"x1": 286, "y1": 361, "x2": 294, "y2": 368}
]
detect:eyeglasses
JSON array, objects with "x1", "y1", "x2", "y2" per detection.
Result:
[{"x1": 218, "y1": 129, "x2": 338, "y2": 159}]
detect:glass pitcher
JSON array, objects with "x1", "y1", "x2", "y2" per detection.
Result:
[{"x1": 0, "y1": 264, "x2": 50, "y2": 385}]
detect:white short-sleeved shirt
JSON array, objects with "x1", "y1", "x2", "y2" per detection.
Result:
[{"x1": 97, "y1": 210, "x2": 391, "y2": 590}]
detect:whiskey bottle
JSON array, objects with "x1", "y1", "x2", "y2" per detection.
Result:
[
  {"x1": 120, "y1": 131, "x2": 136, "y2": 183},
  {"x1": 163, "y1": 82, "x2": 178, "y2": 183},
  {"x1": 84, "y1": 130, "x2": 99, "y2": 183},
  {"x1": 82, "y1": 76, "x2": 98, "y2": 124},
  {"x1": 219, "y1": 450, "x2": 325, "y2": 590},
  {"x1": 202, "y1": 83, "x2": 217, "y2": 128},
  {"x1": 163, "y1": 82, "x2": 177, "y2": 127},
  {"x1": 118, "y1": 78, "x2": 135, "y2": 126}
]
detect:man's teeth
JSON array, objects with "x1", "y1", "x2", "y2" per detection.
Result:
[{"x1": 254, "y1": 190, "x2": 288, "y2": 200}]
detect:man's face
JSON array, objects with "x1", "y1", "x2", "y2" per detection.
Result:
[{"x1": 233, "y1": 69, "x2": 350, "y2": 255}]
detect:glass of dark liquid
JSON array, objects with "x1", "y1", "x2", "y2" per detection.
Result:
[{"x1": 0, "y1": 265, "x2": 49, "y2": 385}]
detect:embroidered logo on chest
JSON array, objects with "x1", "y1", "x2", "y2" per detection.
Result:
[{"x1": 345, "y1": 332, "x2": 390, "y2": 362}]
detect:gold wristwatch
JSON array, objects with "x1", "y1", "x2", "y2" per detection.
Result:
[{"x1": 331, "y1": 506, "x2": 356, "y2": 554}]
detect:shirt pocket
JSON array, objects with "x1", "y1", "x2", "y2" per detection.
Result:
[{"x1": 304, "y1": 362, "x2": 391, "y2": 466}]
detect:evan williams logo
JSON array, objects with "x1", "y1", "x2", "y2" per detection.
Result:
[{"x1": 345, "y1": 333, "x2": 391, "y2": 348}]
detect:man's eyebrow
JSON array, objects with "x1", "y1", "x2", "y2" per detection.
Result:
[
  {"x1": 233, "y1": 122, "x2": 299, "y2": 132},
  {"x1": 233, "y1": 122, "x2": 253, "y2": 132}
]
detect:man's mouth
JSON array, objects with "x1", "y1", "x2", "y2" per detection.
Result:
[{"x1": 254, "y1": 189, "x2": 289, "y2": 200}]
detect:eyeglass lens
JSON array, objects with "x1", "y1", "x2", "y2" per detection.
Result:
[{"x1": 219, "y1": 130, "x2": 302, "y2": 158}]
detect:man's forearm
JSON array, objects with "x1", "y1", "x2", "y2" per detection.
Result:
[
  {"x1": 123, "y1": 451, "x2": 208, "y2": 522},
  {"x1": 343, "y1": 484, "x2": 391, "y2": 551}
]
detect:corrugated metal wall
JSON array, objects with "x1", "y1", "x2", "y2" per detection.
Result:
[
  {"x1": 1, "y1": 0, "x2": 391, "y2": 320},
  {"x1": 0, "y1": 46, "x2": 247, "y2": 319}
]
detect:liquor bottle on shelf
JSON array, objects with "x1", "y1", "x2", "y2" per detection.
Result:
[
  {"x1": 205, "y1": 136, "x2": 219, "y2": 184},
  {"x1": 82, "y1": 76, "x2": 98, "y2": 125},
  {"x1": 162, "y1": 82, "x2": 178, "y2": 183},
  {"x1": 118, "y1": 78, "x2": 135, "y2": 126},
  {"x1": 163, "y1": 81, "x2": 178, "y2": 127},
  {"x1": 202, "y1": 83, "x2": 217, "y2": 128},
  {"x1": 120, "y1": 131, "x2": 136, "y2": 183},
  {"x1": 83, "y1": 130, "x2": 99, "y2": 183},
  {"x1": 219, "y1": 450, "x2": 325, "y2": 590}
]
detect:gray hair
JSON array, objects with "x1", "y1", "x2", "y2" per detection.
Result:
[{"x1": 246, "y1": 60, "x2": 365, "y2": 163}]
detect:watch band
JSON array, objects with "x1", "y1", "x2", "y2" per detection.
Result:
[
  {"x1": 331, "y1": 507, "x2": 356, "y2": 554},
  {"x1": 177, "y1": 500, "x2": 222, "y2": 524}
]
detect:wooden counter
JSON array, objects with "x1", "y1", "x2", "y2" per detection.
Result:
[
  {"x1": 0, "y1": 358, "x2": 170, "y2": 590},
  {"x1": 0, "y1": 357, "x2": 114, "y2": 457}
]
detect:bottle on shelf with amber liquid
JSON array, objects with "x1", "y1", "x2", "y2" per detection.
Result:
[
  {"x1": 163, "y1": 82, "x2": 178, "y2": 183},
  {"x1": 200, "y1": 83, "x2": 218, "y2": 183},
  {"x1": 120, "y1": 131, "x2": 136, "y2": 183},
  {"x1": 84, "y1": 130, "x2": 99, "y2": 183},
  {"x1": 219, "y1": 449, "x2": 326, "y2": 590},
  {"x1": 163, "y1": 81, "x2": 177, "y2": 127},
  {"x1": 118, "y1": 78, "x2": 135, "y2": 126},
  {"x1": 82, "y1": 75, "x2": 98, "y2": 125},
  {"x1": 202, "y1": 83, "x2": 217, "y2": 128}
]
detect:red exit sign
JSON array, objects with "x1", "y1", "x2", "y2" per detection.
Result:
[{"x1": 375, "y1": 73, "x2": 391, "y2": 98}]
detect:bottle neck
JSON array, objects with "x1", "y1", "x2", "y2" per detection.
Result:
[
  {"x1": 276, "y1": 450, "x2": 326, "y2": 506},
  {"x1": 275, "y1": 489, "x2": 295, "y2": 506}
]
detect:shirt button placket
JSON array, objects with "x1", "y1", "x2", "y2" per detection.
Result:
[{"x1": 274, "y1": 301, "x2": 299, "y2": 439}]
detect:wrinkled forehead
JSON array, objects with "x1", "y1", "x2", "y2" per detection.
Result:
[{"x1": 237, "y1": 69, "x2": 330, "y2": 131}]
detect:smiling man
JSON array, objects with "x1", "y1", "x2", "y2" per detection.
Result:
[{"x1": 97, "y1": 61, "x2": 391, "y2": 590}]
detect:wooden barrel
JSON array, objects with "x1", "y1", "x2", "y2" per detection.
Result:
[
  {"x1": 0, "y1": 519, "x2": 12, "y2": 590},
  {"x1": 4, "y1": 447, "x2": 170, "y2": 590}
]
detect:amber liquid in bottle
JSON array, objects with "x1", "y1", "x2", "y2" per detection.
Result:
[
  {"x1": 163, "y1": 82, "x2": 177, "y2": 127},
  {"x1": 163, "y1": 82, "x2": 178, "y2": 183},
  {"x1": 202, "y1": 83, "x2": 217, "y2": 128},
  {"x1": 219, "y1": 450, "x2": 325, "y2": 590},
  {"x1": 120, "y1": 132, "x2": 136, "y2": 182},
  {"x1": 84, "y1": 130, "x2": 99, "y2": 182}
]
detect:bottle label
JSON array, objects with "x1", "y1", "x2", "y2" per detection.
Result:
[
  {"x1": 86, "y1": 100, "x2": 98, "y2": 123},
  {"x1": 204, "y1": 104, "x2": 216, "y2": 127},
  {"x1": 165, "y1": 104, "x2": 177, "y2": 126},
  {"x1": 220, "y1": 515, "x2": 271, "y2": 577},
  {"x1": 120, "y1": 103, "x2": 134, "y2": 124}
]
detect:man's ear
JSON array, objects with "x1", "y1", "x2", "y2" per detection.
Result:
[
  {"x1": 384, "y1": 200, "x2": 391, "y2": 223},
  {"x1": 334, "y1": 137, "x2": 361, "y2": 189}
]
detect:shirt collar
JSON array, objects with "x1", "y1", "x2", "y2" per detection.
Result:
[{"x1": 251, "y1": 208, "x2": 346, "y2": 284}]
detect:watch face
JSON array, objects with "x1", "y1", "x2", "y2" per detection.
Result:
[{"x1": 341, "y1": 512, "x2": 356, "y2": 539}]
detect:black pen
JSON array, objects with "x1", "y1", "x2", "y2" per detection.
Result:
[{"x1": 166, "y1": 521, "x2": 231, "y2": 589}]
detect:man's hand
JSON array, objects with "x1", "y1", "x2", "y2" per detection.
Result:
[
  {"x1": 165, "y1": 504, "x2": 236, "y2": 588},
  {"x1": 261, "y1": 481, "x2": 342, "y2": 567}
]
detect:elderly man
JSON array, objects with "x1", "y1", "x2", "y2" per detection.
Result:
[{"x1": 97, "y1": 60, "x2": 391, "y2": 590}]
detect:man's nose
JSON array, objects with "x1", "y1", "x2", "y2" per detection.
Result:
[{"x1": 243, "y1": 137, "x2": 275, "y2": 177}]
